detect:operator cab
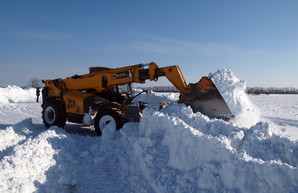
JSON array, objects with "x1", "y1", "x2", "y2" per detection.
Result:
[
  {"x1": 89, "y1": 66, "x2": 132, "y2": 95},
  {"x1": 89, "y1": 66, "x2": 132, "y2": 104}
]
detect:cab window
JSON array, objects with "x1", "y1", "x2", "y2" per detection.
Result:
[{"x1": 117, "y1": 84, "x2": 131, "y2": 94}]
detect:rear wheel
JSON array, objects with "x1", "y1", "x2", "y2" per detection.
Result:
[
  {"x1": 94, "y1": 109, "x2": 125, "y2": 136},
  {"x1": 42, "y1": 100, "x2": 67, "y2": 128}
]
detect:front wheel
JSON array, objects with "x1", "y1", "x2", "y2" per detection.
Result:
[
  {"x1": 94, "y1": 109, "x2": 125, "y2": 136},
  {"x1": 42, "y1": 100, "x2": 67, "y2": 128}
]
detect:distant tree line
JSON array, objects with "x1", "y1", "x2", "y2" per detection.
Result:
[
  {"x1": 135, "y1": 86, "x2": 298, "y2": 94},
  {"x1": 246, "y1": 87, "x2": 298, "y2": 94}
]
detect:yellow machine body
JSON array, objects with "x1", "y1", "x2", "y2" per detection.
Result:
[{"x1": 41, "y1": 62, "x2": 232, "y2": 133}]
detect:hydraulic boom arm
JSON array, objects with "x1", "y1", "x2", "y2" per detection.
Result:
[{"x1": 44, "y1": 62, "x2": 190, "y2": 94}]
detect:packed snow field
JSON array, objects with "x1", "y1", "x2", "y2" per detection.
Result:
[{"x1": 0, "y1": 70, "x2": 298, "y2": 193}]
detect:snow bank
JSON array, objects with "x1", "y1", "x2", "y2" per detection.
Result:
[
  {"x1": 0, "y1": 119, "x2": 59, "y2": 193},
  {"x1": 209, "y1": 69, "x2": 260, "y2": 127},
  {"x1": 133, "y1": 106, "x2": 298, "y2": 193},
  {"x1": 1, "y1": 107, "x2": 297, "y2": 193},
  {"x1": 0, "y1": 86, "x2": 36, "y2": 104}
]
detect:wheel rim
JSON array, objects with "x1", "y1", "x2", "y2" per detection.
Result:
[
  {"x1": 45, "y1": 106, "x2": 55, "y2": 125},
  {"x1": 99, "y1": 115, "x2": 116, "y2": 130}
]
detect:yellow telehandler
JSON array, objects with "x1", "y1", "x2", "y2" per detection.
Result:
[{"x1": 42, "y1": 62, "x2": 232, "y2": 135}]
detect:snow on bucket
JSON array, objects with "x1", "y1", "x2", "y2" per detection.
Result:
[{"x1": 209, "y1": 69, "x2": 260, "y2": 127}]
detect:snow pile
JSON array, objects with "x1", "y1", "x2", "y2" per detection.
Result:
[
  {"x1": 0, "y1": 86, "x2": 36, "y2": 104},
  {"x1": 209, "y1": 69, "x2": 260, "y2": 127},
  {"x1": 133, "y1": 92, "x2": 177, "y2": 109},
  {"x1": 135, "y1": 106, "x2": 298, "y2": 192},
  {"x1": 1, "y1": 107, "x2": 297, "y2": 193},
  {"x1": 0, "y1": 119, "x2": 59, "y2": 193}
]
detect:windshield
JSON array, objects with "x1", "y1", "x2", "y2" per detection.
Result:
[{"x1": 117, "y1": 84, "x2": 131, "y2": 94}]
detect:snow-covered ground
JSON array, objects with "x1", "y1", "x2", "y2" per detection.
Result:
[
  {"x1": 250, "y1": 94, "x2": 298, "y2": 139},
  {"x1": 0, "y1": 71, "x2": 298, "y2": 193}
]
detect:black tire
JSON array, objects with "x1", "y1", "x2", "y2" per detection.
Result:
[
  {"x1": 94, "y1": 109, "x2": 125, "y2": 136},
  {"x1": 42, "y1": 100, "x2": 67, "y2": 128}
]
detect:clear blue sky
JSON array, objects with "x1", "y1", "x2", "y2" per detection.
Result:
[{"x1": 1, "y1": 0, "x2": 298, "y2": 87}]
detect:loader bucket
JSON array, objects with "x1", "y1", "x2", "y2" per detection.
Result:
[{"x1": 182, "y1": 77, "x2": 233, "y2": 120}]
